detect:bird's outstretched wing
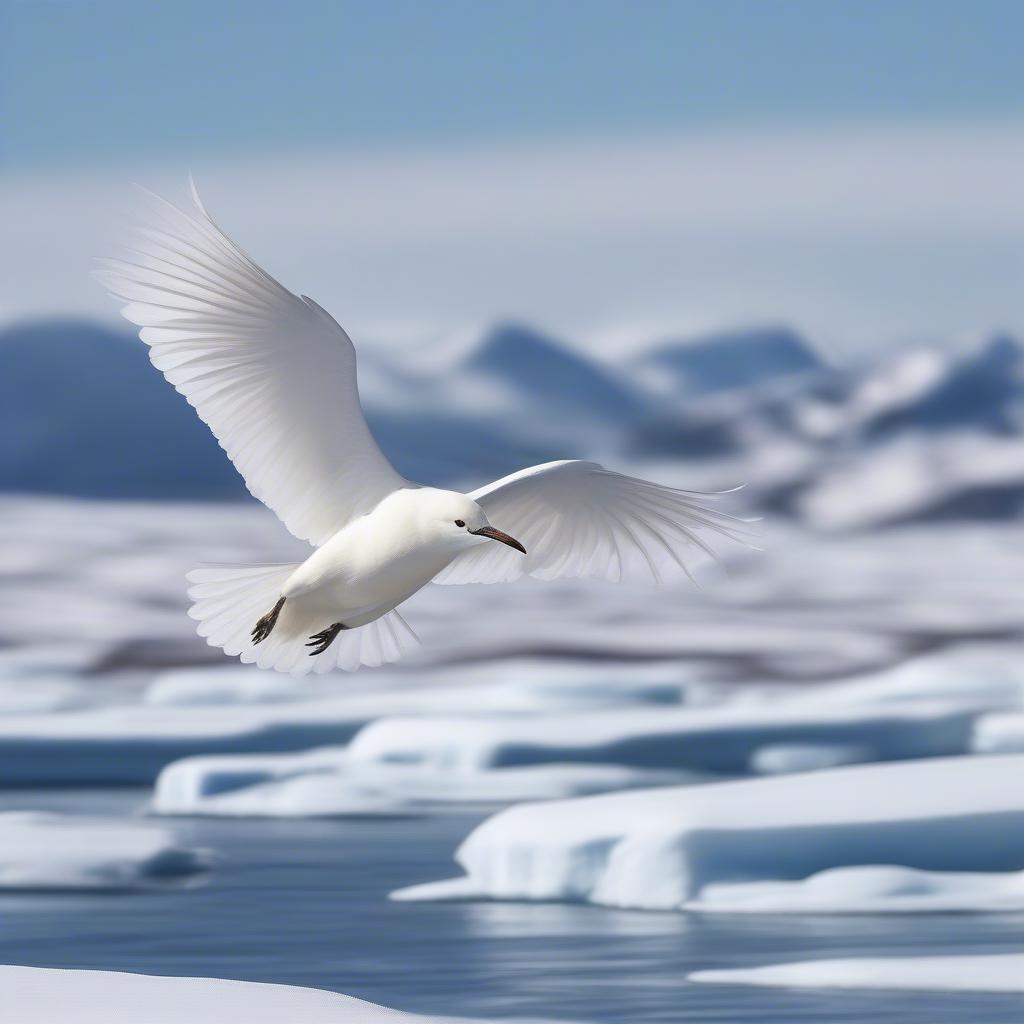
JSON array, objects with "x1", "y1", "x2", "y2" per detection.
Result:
[
  {"x1": 96, "y1": 183, "x2": 409, "y2": 546},
  {"x1": 434, "y1": 460, "x2": 751, "y2": 585}
]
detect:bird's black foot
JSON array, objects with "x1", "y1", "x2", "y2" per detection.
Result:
[
  {"x1": 251, "y1": 597, "x2": 285, "y2": 645},
  {"x1": 306, "y1": 621, "x2": 348, "y2": 656}
]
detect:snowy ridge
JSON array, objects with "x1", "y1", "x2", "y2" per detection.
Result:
[{"x1": 4, "y1": 317, "x2": 1024, "y2": 527}]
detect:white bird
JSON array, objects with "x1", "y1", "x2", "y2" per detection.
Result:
[{"x1": 96, "y1": 183, "x2": 749, "y2": 676}]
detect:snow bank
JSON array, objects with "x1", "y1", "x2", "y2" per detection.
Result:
[
  {"x1": 0, "y1": 965, "x2": 489, "y2": 1023},
  {"x1": 0, "y1": 812, "x2": 209, "y2": 890},
  {"x1": 690, "y1": 954, "x2": 1024, "y2": 992},
  {"x1": 350, "y1": 701, "x2": 980, "y2": 775},
  {"x1": 151, "y1": 747, "x2": 686, "y2": 817},
  {"x1": 393, "y1": 754, "x2": 1024, "y2": 909}
]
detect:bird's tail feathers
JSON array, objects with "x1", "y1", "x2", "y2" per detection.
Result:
[{"x1": 186, "y1": 562, "x2": 419, "y2": 676}]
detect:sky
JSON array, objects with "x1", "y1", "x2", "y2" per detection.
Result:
[{"x1": 2, "y1": 0, "x2": 1024, "y2": 354}]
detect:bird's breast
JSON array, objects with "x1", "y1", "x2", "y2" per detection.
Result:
[{"x1": 284, "y1": 527, "x2": 454, "y2": 613}]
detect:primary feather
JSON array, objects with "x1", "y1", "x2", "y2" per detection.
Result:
[
  {"x1": 94, "y1": 182, "x2": 407, "y2": 547},
  {"x1": 434, "y1": 460, "x2": 751, "y2": 586}
]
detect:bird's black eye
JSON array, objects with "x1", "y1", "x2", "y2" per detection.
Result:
[{"x1": 454, "y1": 519, "x2": 466, "y2": 528}]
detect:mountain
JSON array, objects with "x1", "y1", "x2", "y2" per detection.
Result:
[
  {"x1": 363, "y1": 321, "x2": 648, "y2": 472},
  {"x1": 709, "y1": 334, "x2": 1024, "y2": 528},
  {"x1": 633, "y1": 325, "x2": 824, "y2": 394},
  {"x1": 3, "y1": 316, "x2": 1024, "y2": 531},
  {"x1": 0, "y1": 319, "x2": 556, "y2": 499},
  {"x1": 0, "y1": 320, "x2": 246, "y2": 500},
  {"x1": 864, "y1": 335, "x2": 1024, "y2": 439},
  {"x1": 462, "y1": 321, "x2": 646, "y2": 422}
]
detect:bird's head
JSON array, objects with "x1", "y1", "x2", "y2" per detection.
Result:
[{"x1": 417, "y1": 489, "x2": 526, "y2": 555}]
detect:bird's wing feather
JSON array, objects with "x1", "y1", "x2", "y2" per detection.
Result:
[
  {"x1": 95, "y1": 183, "x2": 409, "y2": 546},
  {"x1": 434, "y1": 460, "x2": 750, "y2": 585}
]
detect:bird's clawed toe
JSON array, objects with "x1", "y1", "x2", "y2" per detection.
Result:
[
  {"x1": 251, "y1": 597, "x2": 285, "y2": 645},
  {"x1": 306, "y1": 622, "x2": 348, "y2": 656}
]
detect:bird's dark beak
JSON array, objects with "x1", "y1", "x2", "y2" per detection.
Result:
[{"x1": 470, "y1": 525, "x2": 526, "y2": 554}]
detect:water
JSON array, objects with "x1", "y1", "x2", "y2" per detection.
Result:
[{"x1": 1, "y1": 790, "x2": 1022, "y2": 1023}]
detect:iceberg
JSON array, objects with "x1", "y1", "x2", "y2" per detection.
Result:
[
  {"x1": 393, "y1": 754, "x2": 1024, "y2": 910},
  {"x1": 0, "y1": 812, "x2": 209, "y2": 890},
  {"x1": 689, "y1": 953, "x2": 1024, "y2": 992},
  {"x1": 0, "y1": 965, "x2": 495, "y2": 1023}
]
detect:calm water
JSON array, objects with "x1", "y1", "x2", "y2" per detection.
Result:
[{"x1": 1, "y1": 790, "x2": 1022, "y2": 1023}]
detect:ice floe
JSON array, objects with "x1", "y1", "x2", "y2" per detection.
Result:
[
  {"x1": 689, "y1": 953, "x2": 1024, "y2": 992},
  {"x1": 5, "y1": 497, "x2": 1024, "y2": 811},
  {"x1": 151, "y1": 747, "x2": 686, "y2": 817},
  {"x1": 971, "y1": 711, "x2": 1024, "y2": 754},
  {"x1": 685, "y1": 864, "x2": 1024, "y2": 914},
  {"x1": 0, "y1": 812, "x2": 209, "y2": 890},
  {"x1": 393, "y1": 754, "x2": 1024, "y2": 910},
  {"x1": 0, "y1": 678, "x2": 93, "y2": 715},
  {"x1": 350, "y1": 700, "x2": 981, "y2": 775},
  {"x1": 144, "y1": 668, "x2": 307, "y2": 706},
  {"x1": 746, "y1": 741, "x2": 874, "y2": 774},
  {"x1": 780, "y1": 643, "x2": 1024, "y2": 709},
  {"x1": 0, "y1": 658, "x2": 714, "y2": 785},
  {"x1": 17, "y1": 497, "x2": 1023, "y2": 685},
  {"x1": 0, "y1": 965, "x2": 494, "y2": 1023},
  {"x1": 0, "y1": 701, "x2": 375, "y2": 785}
]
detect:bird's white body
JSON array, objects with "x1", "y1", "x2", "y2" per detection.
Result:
[
  {"x1": 98, "y1": 183, "x2": 749, "y2": 675},
  {"x1": 281, "y1": 488, "x2": 492, "y2": 627}
]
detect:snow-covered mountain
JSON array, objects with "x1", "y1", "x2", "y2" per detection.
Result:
[
  {"x1": 2, "y1": 317, "x2": 1023, "y2": 529},
  {"x1": 0, "y1": 320, "x2": 242, "y2": 500},
  {"x1": 632, "y1": 325, "x2": 823, "y2": 395}
]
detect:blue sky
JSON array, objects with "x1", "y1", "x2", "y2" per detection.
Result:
[
  {"x1": 2, "y1": 1, "x2": 1024, "y2": 353},
  {"x1": 4, "y1": 0, "x2": 1023, "y2": 168}
]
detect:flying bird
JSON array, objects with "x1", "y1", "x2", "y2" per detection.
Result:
[{"x1": 97, "y1": 184, "x2": 748, "y2": 676}]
